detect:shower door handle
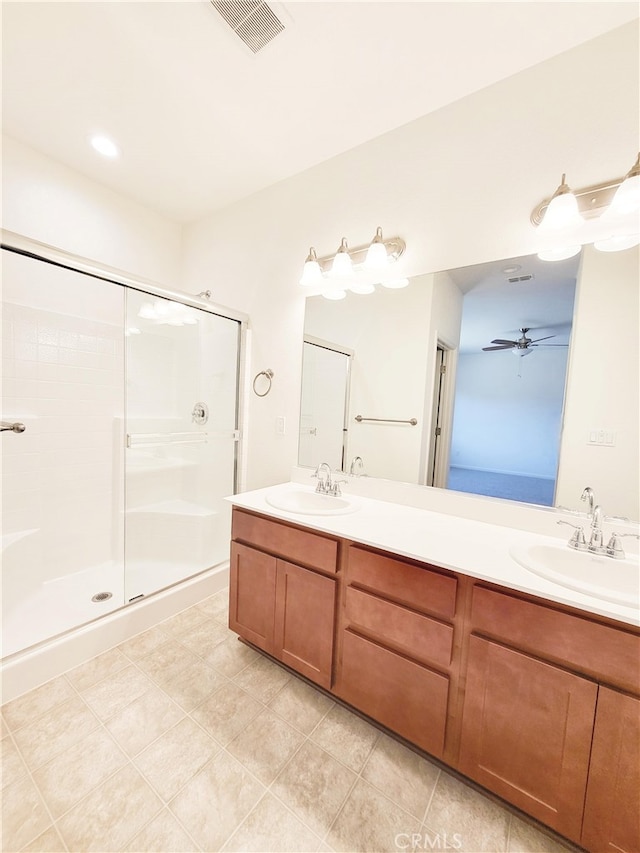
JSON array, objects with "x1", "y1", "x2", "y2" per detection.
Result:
[{"x1": 1, "y1": 421, "x2": 26, "y2": 433}]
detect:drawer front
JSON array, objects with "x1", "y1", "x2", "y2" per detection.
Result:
[
  {"x1": 345, "y1": 585, "x2": 453, "y2": 669},
  {"x1": 471, "y1": 585, "x2": 640, "y2": 694},
  {"x1": 348, "y1": 546, "x2": 457, "y2": 620},
  {"x1": 232, "y1": 509, "x2": 338, "y2": 574},
  {"x1": 339, "y1": 630, "x2": 449, "y2": 758}
]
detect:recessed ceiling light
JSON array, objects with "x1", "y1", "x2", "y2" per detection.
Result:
[{"x1": 90, "y1": 135, "x2": 120, "y2": 158}]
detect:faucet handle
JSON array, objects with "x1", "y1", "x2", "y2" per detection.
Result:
[
  {"x1": 329, "y1": 479, "x2": 348, "y2": 497},
  {"x1": 607, "y1": 532, "x2": 640, "y2": 560},
  {"x1": 557, "y1": 520, "x2": 587, "y2": 550}
]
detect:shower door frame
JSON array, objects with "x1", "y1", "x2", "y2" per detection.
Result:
[{"x1": 1, "y1": 227, "x2": 250, "y2": 500}]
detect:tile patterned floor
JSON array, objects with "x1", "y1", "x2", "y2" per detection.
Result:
[{"x1": 1, "y1": 591, "x2": 582, "y2": 853}]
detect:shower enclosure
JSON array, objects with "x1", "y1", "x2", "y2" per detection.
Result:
[{"x1": 1, "y1": 240, "x2": 243, "y2": 658}]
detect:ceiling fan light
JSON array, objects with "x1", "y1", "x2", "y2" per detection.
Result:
[{"x1": 512, "y1": 347, "x2": 533, "y2": 357}]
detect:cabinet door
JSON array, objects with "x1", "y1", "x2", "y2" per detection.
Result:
[
  {"x1": 459, "y1": 636, "x2": 597, "y2": 842},
  {"x1": 274, "y1": 560, "x2": 336, "y2": 689},
  {"x1": 582, "y1": 687, "x2": 640, "y2": 853},
  {"x1": 229, "y1": 542, "x2": 277, "y2": 653},
  {"x1": 339, "y1": 630, "x2": 449, "y2": 758}
]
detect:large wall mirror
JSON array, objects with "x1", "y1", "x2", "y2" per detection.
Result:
[{"x1": 299, "y1": 245, "x2": 639, "y2": 521}]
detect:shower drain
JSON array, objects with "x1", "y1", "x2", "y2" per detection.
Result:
[{"x1": 91, "y1": 592, "x2": 113, "y2": 603}]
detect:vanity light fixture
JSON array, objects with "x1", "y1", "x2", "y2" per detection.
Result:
[
  {"x1": 299, "y1": 227, "x2": 406, "y2": 299},
  {"x1": 531, "y1": 154, "x2": 640, "y2": 260},
  {"x1": 364, "y1": 226, "x2": 389, "y2": 270},
  {"x1": 330, "y1": 238, "x2": 354, "y2": 278}
]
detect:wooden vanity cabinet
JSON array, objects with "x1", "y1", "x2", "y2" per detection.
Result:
[
  {"x1": 459, "y1": 584, "x2": 640, "y2": 847},
  {"x1": 336, "y1": 546, "x2": 459, "y2": 759},
  {"x1": 581, "y1": 687, "x2": 640, "y2": 853},
  {"x1": 229, "y1": 510, "x2": 338, "y2": 689},
  {"x1": 229, "y1": 508, "x2": 640, "y2": 851}
]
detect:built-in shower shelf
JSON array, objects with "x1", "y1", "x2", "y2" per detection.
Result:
[{"x1": 126, "y1": 499, "x2": 218, "y2": 517}]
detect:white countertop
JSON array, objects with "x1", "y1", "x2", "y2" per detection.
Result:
[{"x1": 227, "y1": 482, "x2": 640, "y2": 628}]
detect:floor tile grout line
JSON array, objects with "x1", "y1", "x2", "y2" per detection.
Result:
[{"x1": 420, "y1": 766, "x2": 441, "y2": 826}]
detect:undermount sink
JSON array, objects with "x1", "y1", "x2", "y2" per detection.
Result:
[
  {"x1": 265, "y1": 487, "x2": 360, "y2": 516},
  {"x1": 509, "y1": 542, "x2": 639, "y2": 607}
]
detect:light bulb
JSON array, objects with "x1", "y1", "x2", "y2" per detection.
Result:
[
  {"x1": 323, "y1": 288, "x2": 346, "y2": 301},
  {"x1": 538, "y1": 174, "x2": 584, "y2": 232},
  {"x1": 349, "y1": 281, "x2": 376, "y2": 295},
  {"x1": 364, "y1": 227, "x2": 388, "y2": 270},
  {"x1": 594, "y1": 233, "x2": 640, "y2": 252},
  {"x1": 604, "y1": 154, "x2": 640, "y2": 219},
  {"x1": 537, "y1": 245, "x2": 581, "y2": 262},
  {"x1": 381, "y1": 278, "x2": 409, "y2": 289},
  {"x1": 90, "y1": 135, "x2": 119, "y2": 158},
  {"x1": 330, "y1": 238, "x2": 353, "y2": 278},
  {"x1": 300, "y1": 248, "x2": 324, "y2": 286}
]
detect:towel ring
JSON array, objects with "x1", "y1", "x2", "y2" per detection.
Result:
[{"x1": 253, "y1": 369, "x2": 274, "y2": 397}]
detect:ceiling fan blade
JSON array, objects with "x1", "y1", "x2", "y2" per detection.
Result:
[
  {"x1": 530, "y1": 343, "x2": 569, "y2": 347},
  {"x1": 490, "y1": 339, "x2": 518, "y2": 346},
  {"x1": 529, "y1": 335, "x2": 555, "y2": 343},
  {"x1": 482, "y1": 345, "x2": 513, "y2": 351}
]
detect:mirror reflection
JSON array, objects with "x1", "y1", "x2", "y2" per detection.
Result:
[{"x1": 299, "y1": 246, "x2": 639, "y2": 520}]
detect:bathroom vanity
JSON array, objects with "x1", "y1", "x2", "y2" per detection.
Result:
[{"x1": 227, "y1": 484, "x2": 640, "y2": 852}]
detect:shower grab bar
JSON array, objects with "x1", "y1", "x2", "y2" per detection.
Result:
[
  {"x1": 355, "y1": 415, "x2": 418, "y2": 426},
  {"x1": 127, "y1": 430, "x2": 239, "y2": 448},
  {"x1": 1, "y1": 421, "x2": 26, "y2": 433}
]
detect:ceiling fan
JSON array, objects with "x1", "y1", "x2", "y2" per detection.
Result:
[{"x1": 482, "y1": 327, "x2": 568, "y2": 355}]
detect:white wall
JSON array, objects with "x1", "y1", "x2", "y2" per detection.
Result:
[
  {"x1": 304, "y1": 283, "x2": 433, "y2": 483},
  {"x1": 2, "y1": 135, "x2": 182, "y2": 287},
  {"x1": 181, "y1": 22, "x2": 639, "y2": 492},
  {"x1": 556, "y1": 245, "x2": 639, "y2": 520},
  {"x1": 450, "y1": 348, "x2": 569, "y2": 478}
]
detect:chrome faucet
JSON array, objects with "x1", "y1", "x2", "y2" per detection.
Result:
[
  {"x1": 349, "y1": 456, "x2": 365, "y2": 477},
  {"x1": 312, "y1": 462, "x2": 346, "y2": 497},
  {"x1": 580, "y1": 486, "x2": 595, "y2": 517},
  {"x1": 588, "y1": 505, "x2": 606, "y2": 553},
  {"x1": 313, "y1": 462, "x2": 332, "y2": 494}
]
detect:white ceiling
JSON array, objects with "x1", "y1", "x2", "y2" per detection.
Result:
[
  {"x1": 2, "y1": 1, "x2": 638, "y2": 223},
  {"x1": 448, "y1": 252, "x2": 580, "y2": 354}
]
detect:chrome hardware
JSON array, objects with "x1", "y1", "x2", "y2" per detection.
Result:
[
  {"x1": 327, "y1": 479, "x2": 347, "y2": 497},
  {"x1": 588, "y1": 505, "x2": 606, "y2": 554},
  {"x1": 1, "y1": 421, "x2": 26, "y2": 433},
  {"x1": 557, "y1": 520, "x2": 587, "y2": 551},
  {"x1": 312, "y1": 462, "x2": 333, "y2": 493},
  {"x1": 355, "y1": 415, "x2": 418, "y2": 426},
  {"x1": 349, "y1": 456, "x2": 365, "y2": 477},
  {"x1": 191, "y1": 401, "x2": 209, "y2": 425},
  {"x1": 580, "y1": 486, "x2": 595, "y2": 517},
  {"x1": 606, "y1": 532, "x2": 640, "y2": 560}
]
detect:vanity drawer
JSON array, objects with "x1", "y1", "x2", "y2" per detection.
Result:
[
  {"x1": 232, "y1": 509, "x2": 338, "y2": 574},
  {"x1": 345, "y1": 585, "x2": 453, "y2": 669},
  {"x1": 339, "y1": 629, "x2": 449, "y2": 758},
  {"x1": 471, "y1": 585, "x2": 640, "y2": 694},
  {"x1": 348, "y1": 546, "x2": 457, "y2": 620}
]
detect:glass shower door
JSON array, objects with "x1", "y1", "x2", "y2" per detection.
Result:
[
  {"x1": 124, "y1": 290, "x2": 240, "y2": 601},
  {"x1": 1, "y1": 249, "x2": 125, "y2": 657}
]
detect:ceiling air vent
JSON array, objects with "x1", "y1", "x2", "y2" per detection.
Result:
[
  {"x1": 508, "y1": 274, "x2": 534, "y2": 283},
  {"x1": 212, "y1": 1, "x2": 285, "y2": 54}
]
